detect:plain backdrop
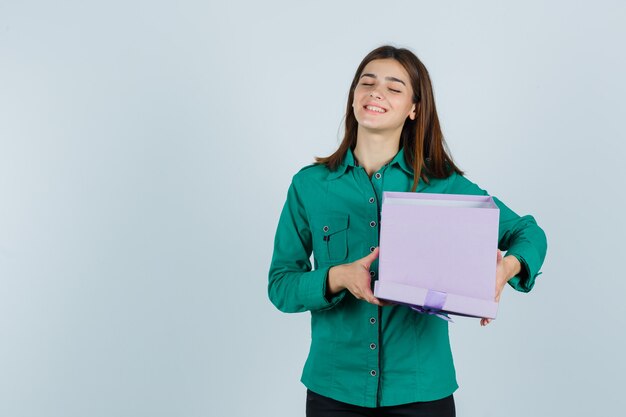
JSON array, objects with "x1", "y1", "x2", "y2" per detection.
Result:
[{"x1": 1, "y1": 1, "x2": 625, "y2": 416}]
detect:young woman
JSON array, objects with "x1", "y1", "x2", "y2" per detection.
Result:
[{"x1": 268, "y1": 45, "x2": 547, "y2": 417}]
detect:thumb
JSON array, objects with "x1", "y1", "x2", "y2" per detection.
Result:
[
  {"x1": 361, "y1": 246, "x2": 380, "y2": 268},
  {"x1": 496, "y1": 249, "x2": 503, "y2": 263}
]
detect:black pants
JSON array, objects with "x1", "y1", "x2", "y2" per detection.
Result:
[{"x1": 306, "y1": 389, "x2": 456, "y2": 417}]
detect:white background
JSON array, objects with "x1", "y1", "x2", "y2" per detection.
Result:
[{"x1": 1, "y1": 1, "x2": 625, "y2": 416}]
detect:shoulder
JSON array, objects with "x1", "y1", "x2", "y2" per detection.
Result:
[
  {"x1": 444, "y1": 171, "x2": 489, "y2": 196},
  {"x1": 292, "y1": 163, "x2": 331, "y2": 185},
  {"x1": 286, "y1": 163, "x2": 333, "y2": 208}
]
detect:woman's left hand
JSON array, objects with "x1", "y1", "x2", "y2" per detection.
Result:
[{"x1": 480, "y1": 250, "x2": 521, "y2": 326}]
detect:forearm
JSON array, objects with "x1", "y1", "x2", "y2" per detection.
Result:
[
  {"x1": 327, "y1": 265, "x2": 346, "y2": 295},
  {"x1": 503, "y1": 255, "x2": 522, "y2": 281}
]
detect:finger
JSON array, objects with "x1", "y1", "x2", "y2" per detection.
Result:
[
  {"x1": 496, "y1": 249, "x2": 503, "y2": 263},
  {"x1": 351, "y1": 286, "x2": 378, "y2": 305},
  {"x1": 369, "y1": 297, "x2": 384, "y2": 306},
  {"x1": 365, "y1": 297, "x2": 381, "y2": 306},
  {"x1": 361, "y1": 246, "x2": 380, "y2": 267},
  {"x1": 350, "y1": 287, "x2": 364, "y2": 300},
  {"x1": 360, "y1": 286, "x2": 381, "y2": 305},
  {"x1": 351, "y1": 285, "x2": 375, "y2": 303}
]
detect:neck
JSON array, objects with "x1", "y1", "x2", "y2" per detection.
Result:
[{"x1": 353, "y1": 127, "x2": 401, "y2": 177}]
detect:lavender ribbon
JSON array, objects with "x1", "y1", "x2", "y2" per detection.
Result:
[{"x1": 410, "y1": 290, "x2": 453, "y2": 322}]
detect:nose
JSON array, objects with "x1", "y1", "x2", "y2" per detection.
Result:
[{"x1": 369, "y1": 90, "x2": 382, "y2": 99}]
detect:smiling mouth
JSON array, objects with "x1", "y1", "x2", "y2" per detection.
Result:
[{"x1": 365, "y1": 105, "x2": 386, "y2": 113}]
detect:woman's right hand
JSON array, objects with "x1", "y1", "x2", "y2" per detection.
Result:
[{"x1": 327, "y1": 247, "x2": 386, "y2": 306}]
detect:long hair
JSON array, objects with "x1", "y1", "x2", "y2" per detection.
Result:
[{"x1": 315, "y1": 45, "x2": 463, "y2": 191}]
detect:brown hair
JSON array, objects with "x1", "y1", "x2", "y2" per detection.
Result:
[{"x1": 315, "y1": 45, "x2": 463, "y2": 191}]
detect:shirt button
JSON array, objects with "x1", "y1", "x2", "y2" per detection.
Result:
[
  {"x1": 370, "y1": 317, "x2": 376, "y2": 324},
  {"x1": 374, "y1": 173, "x2": 382, "y2": 179},
  {"x1": 369, "y1": 246, "x2": 376, "y2": 253},
  {"x1": 369, "y1": 221, "x2": 376, "y2": 227},
  {"x1": 323, "y1": 226, "x2": 329, "y2": 232},
  {"x1": 369, "y1": 197, "x2": 375, "y2": 203},
  {"x1": 370, "y1": 271, "x2": 376, "y2": 277},
  {"x1": 370, "y1": 370, "x2": 377, "y2": 376},
  {"x1": 370, "y1": 343, "x2": 377, "y2": 350}
]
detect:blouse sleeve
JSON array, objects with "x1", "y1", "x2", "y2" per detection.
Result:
[
  {"x1": 448, "y1": 173, "x2": 548, "y2": 292},
  {"x1": 267, "y1": 176, "x2": 346, "y2": 313}
]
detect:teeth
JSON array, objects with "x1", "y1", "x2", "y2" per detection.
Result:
[{"x1": 366, "y1": 105, "x2": 385, "y2": 113}]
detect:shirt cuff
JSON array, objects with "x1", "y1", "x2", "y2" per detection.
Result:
[
  {"x1": 505, "y1": 248, "x2": 543, "y2": 293},
  {"x1": 302, "y1": 266, "x2": 346, "y2": 311}
]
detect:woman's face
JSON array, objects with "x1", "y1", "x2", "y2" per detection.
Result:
[{"x1": 352, "y1": 58, "x2": 416, "y2": 135}]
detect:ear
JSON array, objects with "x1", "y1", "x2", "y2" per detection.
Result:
[{"x1": 409, "y1": 104, "x2": 417, "y2": 120}]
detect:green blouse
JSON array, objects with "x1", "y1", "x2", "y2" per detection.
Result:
[{"x1": 268, "y1": 148, "x2": 547, "y2": 407}]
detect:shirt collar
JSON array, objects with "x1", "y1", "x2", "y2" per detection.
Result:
[
  {"x1": 326, "y1": 148, "x2": 358, "y2": 180},
  {"x1": 390, "y1": 147, "x2": 414, "y2": 176},
  {"x1": 327, "y1": 147, "x2": 414, "y2": 180},
  {"x1": 393, "y1": 150, "x2": 431, "y2": 192}
]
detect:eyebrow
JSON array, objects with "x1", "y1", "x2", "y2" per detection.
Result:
[{"x1": 360, "y1": 73, "x2": 406, "y2": 86}]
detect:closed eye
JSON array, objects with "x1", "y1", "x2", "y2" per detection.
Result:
[{"x1": 388, "y1": 88, "x2": 401, "y2": 93}]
